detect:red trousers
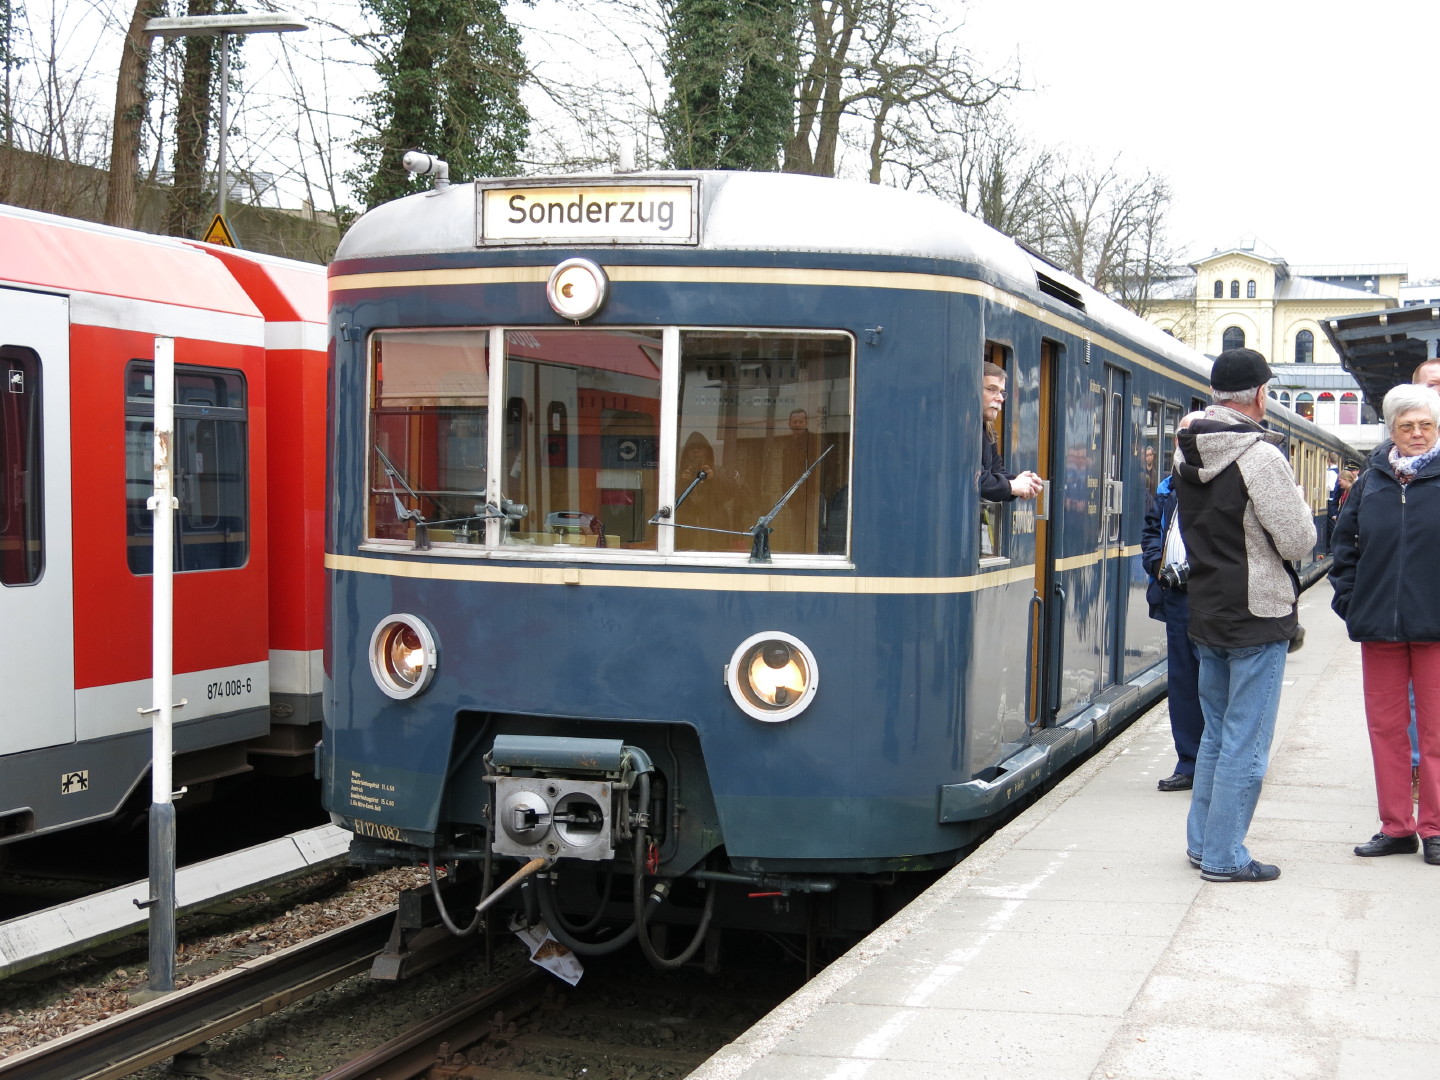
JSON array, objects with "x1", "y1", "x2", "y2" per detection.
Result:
[{"x1": 1361, "y1": 641, "x2": 1440, "y2": 837}]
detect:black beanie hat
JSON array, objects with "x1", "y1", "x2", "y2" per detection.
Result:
[{"x1": 1209, "y1": 348, "x2": 1274, "y2": 392}]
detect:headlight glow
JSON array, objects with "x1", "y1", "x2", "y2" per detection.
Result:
[
  {"x1": 368, "y1": 613, "x2": 438, "y2": 699},
  {"x1": 726, "y1": 631, "x2": 818, "y2": 722}
]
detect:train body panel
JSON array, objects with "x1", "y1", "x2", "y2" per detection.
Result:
[
  {"x1": 0, "y1": 204, "x2": 326, "y2": 845},
  {"x1": 320, "y1": 173, "x2": 1351, "y2": 946}
]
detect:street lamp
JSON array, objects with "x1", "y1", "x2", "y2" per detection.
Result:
[
  {"x1": 145, "y1": 12, "x2": 307, "y2": 225},
  {"x1": 136, "y1": 12, "x2": 305, "y2": 993}
]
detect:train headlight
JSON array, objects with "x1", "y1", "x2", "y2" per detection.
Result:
[
  {"x1": 726, "y1": 632, "x2": 818, "y2": 722},
  {"x1": 368, "y1": 614, "x2": 437, "y2": 699},
  {"x1": 547, "y1": 258, "x2": 607, "y2": 321}
]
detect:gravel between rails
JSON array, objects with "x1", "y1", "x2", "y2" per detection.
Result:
[{"x1": 0, "y1": 865, "x2": 531, "y2": 1076}]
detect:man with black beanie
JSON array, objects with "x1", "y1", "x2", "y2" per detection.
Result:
[{"x1": 1175, "y1": 348, "x2": 1316, "y2": 882}]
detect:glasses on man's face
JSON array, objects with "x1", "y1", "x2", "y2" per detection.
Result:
[
  {"x1": 983, "y1": 384, "x2": 1007, "y2": 399},
  {"x1": 1396, "y1": 421, "x2": 1436, "y2": 435}
]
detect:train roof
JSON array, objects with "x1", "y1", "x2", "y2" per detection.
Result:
[
  {"x1": 339, "y1": 171, "x2": 1209, "y2": 367},
  {"x1": 0, "y1": 202, "x2": 324, "y2": 325},
  {"x1": 334, "y1": 171, "x2": 1345, "y2": 450}
]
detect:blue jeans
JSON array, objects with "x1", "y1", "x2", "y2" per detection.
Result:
[{"x1": 1186, "y1": 640, "x2": 1289, "y2": 874}]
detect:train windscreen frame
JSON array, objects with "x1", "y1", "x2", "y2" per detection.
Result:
[{"x1": 365, "y1": 326, "x2": 853, "y2": 560}]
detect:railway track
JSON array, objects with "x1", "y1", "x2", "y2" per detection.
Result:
[
  {"x1": 0, "y1": 911, "x2": 396, "y2": 1080},
  {"x1": 318, "y1": 941, "x2": 799, "y2": 1080}
]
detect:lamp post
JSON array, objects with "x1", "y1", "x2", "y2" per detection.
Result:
[
  {"x1": 145, "y1": 12, "x2": 307, "y2": 227},
  {"x1": 136, "y1": 12, "x2": 304, "y2": 993}
]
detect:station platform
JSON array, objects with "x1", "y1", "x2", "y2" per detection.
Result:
[{"x1": 692, "y1": 590, "x2": 1439, "y2": 1080}]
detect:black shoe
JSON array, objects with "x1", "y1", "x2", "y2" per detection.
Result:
[
  {"x1": 1424, "y1": 836, "x2": 1440, "y2": 866},
  {"x1": 1157, "y1": 772, "x2": 1193, "y2": 792},
  {"x1": 1353, "y1": 832, "x2": 1419, "y2": 857},
  {"x1": 1201, "y1": 860, "x2": 1280, "y2": 883}
]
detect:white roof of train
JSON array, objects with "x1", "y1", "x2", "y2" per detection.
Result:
[{"x1": 335, "y1": 171, "x2": 1210, "y2": 388}]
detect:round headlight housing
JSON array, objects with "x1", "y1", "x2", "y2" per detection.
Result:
[
  {"x1": 369, "y1": 614, "x2": 437, "y2": 699},
  {"x1": 546, "y1": 257, "x2": 607, "y2": 321},
  {"x1": 726, "y1": 631, "x2": 818, "y2": 722}
]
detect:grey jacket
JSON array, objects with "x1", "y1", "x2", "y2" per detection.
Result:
[{"x1": 1175, "y1": 405, "x2": 1317, "y2": 648}]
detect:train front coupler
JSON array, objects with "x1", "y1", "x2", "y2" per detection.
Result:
[{"x1": 484, "y1": 734, "x2": 654, "y2": 863}]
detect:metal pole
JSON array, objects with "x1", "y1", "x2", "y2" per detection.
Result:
[
  {"x1": 147, "y1": 337, "x2": 177, "y2": 994},
  {"x1": 216, "y1": 32, "x2": 228, "y2": 221}
]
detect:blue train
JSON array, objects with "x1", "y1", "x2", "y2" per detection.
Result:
[{"x1": 321, "y1": 170, "x2": 1346, "y2": 963}]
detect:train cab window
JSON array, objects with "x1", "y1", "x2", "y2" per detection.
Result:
[
  {"x1": 125, "y1": 362, "x2": 248, "y2": 574},
  {"x1": 1, "y1": 347, "x2": 43, "y2": 586},
  {"x1": 369, "y1": 330, "x2": 492, "y2": 544},
  {"x1": 501, "y1": 329, "x2": 662, "y2": 550},
  {"x1": 364, "y1": 327, "x2": 850, "y2": 561},
  {"x1": 674, "y1": 330, "x2": 851, "y2": 556}
]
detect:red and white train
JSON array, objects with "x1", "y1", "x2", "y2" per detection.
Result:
[{"x1": 0, "y1": 204, "x2": 328, "y2": 848}]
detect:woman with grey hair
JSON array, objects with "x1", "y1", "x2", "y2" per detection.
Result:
[{"x1": 1330, "y1": 382, "x2": 1440, "y2": 865}]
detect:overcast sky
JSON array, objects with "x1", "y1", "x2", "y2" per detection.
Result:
[
  {"x1": 966, "y1": 0, "x2": 1440, "y2": 280},
  {"x1": 22, "y1": 0, "x2": 1440, "y2": 281}
]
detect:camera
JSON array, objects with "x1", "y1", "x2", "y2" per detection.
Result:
[{"x1": 1158, "y1": 561, "x2": 1189, "y2": 590}]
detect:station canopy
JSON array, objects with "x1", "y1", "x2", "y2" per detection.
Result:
[{"x1": 1323, "y1": 304, "x2": 1440, "y2": 403}]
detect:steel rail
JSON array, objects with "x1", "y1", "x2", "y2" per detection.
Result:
[
  {"x1": 0, "y1": 909, "x2": 396, "y2": 1080},
  {"x1": 316, "y1": 968, "x2": 547, "y2": 1080}
]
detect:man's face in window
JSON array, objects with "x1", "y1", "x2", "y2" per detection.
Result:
[{"x1": 982, "y1": 376, "x2": 1006, "y2": 424}]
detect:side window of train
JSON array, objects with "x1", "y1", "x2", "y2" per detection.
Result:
[
  {"x1": 1, "y1": 346, "x2": 43, "y2": 586},
  {"x1": 980, "y1": 342, "x2": 1010, "y2": 561},
  {"x1": 125, "y1": 361, "x2": 249, "y2": 574}
]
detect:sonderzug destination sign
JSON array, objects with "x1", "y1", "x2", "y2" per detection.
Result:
[{"x1": 478, "y1": 180, "x2": 698, "y2": 245}]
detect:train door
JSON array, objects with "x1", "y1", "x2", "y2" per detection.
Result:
[
  {"x1": 0, "y1": 288, "x2": 74, "y2": 756},
  {"x1": 1030, "y1": 340, "x2": 1062, "y2": 726},
  {"x1": 1097, "y1": 364, "x2": 1128, "y2": 685}
]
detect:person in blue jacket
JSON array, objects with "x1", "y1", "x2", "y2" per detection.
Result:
[
  {"x1": 1141, "y1": 412, "x2": 1206, "y2": 791},
  {"x1": 1330, "y1": 381, "x2": 1440, "y2": 866}
]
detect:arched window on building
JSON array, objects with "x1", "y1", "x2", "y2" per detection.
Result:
[
  {"x1": 1316, "y1": 391, "x2": 1337, "y2": 425},
  {"x1": 1230, "y1": 280, "x2": 1240, "y2": 298},
  {"x1": 1214, "y1": 280, "x2": 1224, "y2": 298},
  {"x1": 1247, "y1": 280, "x2": 1256, "y2": 298},
  {"x1": 1222, "y1": 326, "x2": 1245, "y2": 351},
  {"x1": 1295, "y1": 392, "x2": 1315, "y2": 420},
  {"x1": 1340, "y1": 392, "x2": 1360, "y2": 425},
  {"x1": 1278, "y1": 390, "x2": 1292, "y2": 407},
  {"x1": 1295, "y1": 329, "x2": 1314, "y2": 364}
]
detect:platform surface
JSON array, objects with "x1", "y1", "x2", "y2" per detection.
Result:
[{"x1": 693, "y1": 590, "x2": 1437, "y2": 1080}]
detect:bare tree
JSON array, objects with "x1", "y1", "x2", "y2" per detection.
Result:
[
  {"x1": 1043, "y1": 154, "x2": 1181, "y2": 313},
  {"x1": 786, "y1": 0, "x2": 1019, "y2": 181},
  {"x1": 105, "y1": 0, "x2": 164, "y2": 227}
]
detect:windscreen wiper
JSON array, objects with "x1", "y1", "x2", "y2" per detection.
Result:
[
  {"x1": 374, "y1": 445, "x2": 432, "y2": 550},
  {"x1": 746, "y1": 444, "x2": 833, "y2": 563}
]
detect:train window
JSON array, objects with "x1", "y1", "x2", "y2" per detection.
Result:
[
  {"x1": 675, "y1": 331, "x2": 851, "y2": 556},
  {"x1": 1, "y1": 347, "x2": 43, "y2": 586},
  {"x1": 368, "y1": 330, "x2": 492, "y2": 544},
  {"x1": 125, "y1": 362, "x2": 248, "y2": 574},
  {"x1": 501, "y1": 329, "x2": 662, "y2": 550},
  {"x1": 1142, "y1": 401, "x2": 1161, "y2": 506}
]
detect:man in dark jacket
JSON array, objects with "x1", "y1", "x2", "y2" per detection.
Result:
[
  {"x1": 978, "y1": 362, "x2": 1042, "y2": 503},
  {"x1": 1175, "y1": 349, "x2": 1316, "y2": 883},
  {"x1": 1141, "y1": 412, "x2": 1206, "y2": 791}
]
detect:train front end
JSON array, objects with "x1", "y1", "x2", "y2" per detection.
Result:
[{"x1": 322, "y1": 170, "x2": 1040, "y2": 955}]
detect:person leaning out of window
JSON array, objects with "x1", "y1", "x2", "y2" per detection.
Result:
[{"x1": 1329, "y1": 383, "x2": 1440, "y2": 866}]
